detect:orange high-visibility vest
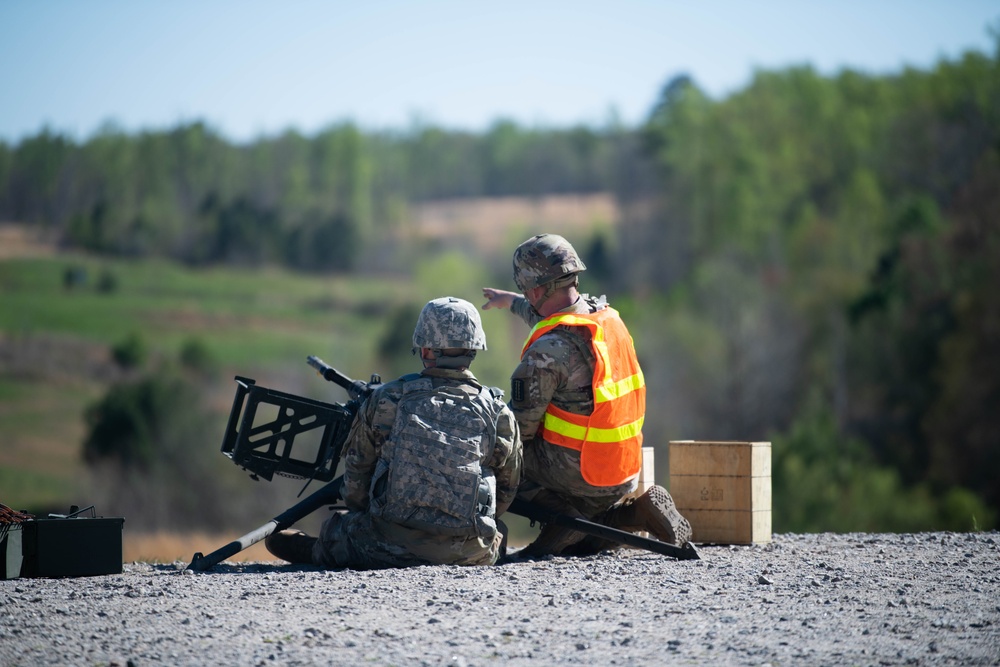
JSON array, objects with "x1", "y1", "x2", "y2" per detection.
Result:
[{"x1": 521, "y1": 307, "x2": 645, "y2": 487}]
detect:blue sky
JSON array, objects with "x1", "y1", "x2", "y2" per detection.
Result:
[{"x1": 1, "y1": 1, "x2": 997, "y2": 144}]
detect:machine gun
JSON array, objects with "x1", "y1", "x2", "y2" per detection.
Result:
[
  {"x1": 187, "y1": 358, "x2": 697, "y2": 571},
  {"x1": 217, "y1": 356, "x2": 375, "y2": 485},
  {"x1": 186, "y1": 356, "x2": 378, "y2": 572}
]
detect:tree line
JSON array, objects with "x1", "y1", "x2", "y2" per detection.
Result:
[
  {"x1": 3, "y1": 36, "x2": 998, "y2": 532},
  {"x1": 0, "y1": 119, "x2": 627, "y2": 271},
  {"x1": 618, "y1": 44, "x2": 999, "y2": 530}
]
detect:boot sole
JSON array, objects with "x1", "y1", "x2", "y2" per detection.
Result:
[{"x1": 641, "y1": 486, "x2": 692, "y2": 546}]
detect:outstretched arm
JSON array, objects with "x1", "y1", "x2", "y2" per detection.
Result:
[{"x1": 481, "y1": 287, "x2": 518, "y2": 310}]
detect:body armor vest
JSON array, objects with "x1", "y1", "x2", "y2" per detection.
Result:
[{"x1": 369, "y1": 376, "x2": 504, "y2": 536}]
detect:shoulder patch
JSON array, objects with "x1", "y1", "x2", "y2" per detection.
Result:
[{"x1": 511, "y1": 378, "x2": 525, "y2": 402}]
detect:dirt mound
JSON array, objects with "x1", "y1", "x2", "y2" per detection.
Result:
[{"x1": 0, "y1": 224, "x2": 58, "y2": 259}]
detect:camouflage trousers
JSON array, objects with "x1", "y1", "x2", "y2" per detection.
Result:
[
  {"x1": 515, "y1": 481, "x2": 626, "y2": 557},
  {"x1": 516, "y1": 440, "x2": 637, "y2": 557},
  {"x1": 313, "y1": 510, "x2": 502, "y2": 570}
]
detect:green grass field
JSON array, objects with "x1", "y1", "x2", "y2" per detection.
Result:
[
  {"x1": 0, "y1": 253, "x2": 524, "y2": 513},
  {"x1": 0, "y1": 256, "x2": 400, "y2": 365},
  {"x1": 0, "y1": 255, "x2": 411, "y2": 511}
]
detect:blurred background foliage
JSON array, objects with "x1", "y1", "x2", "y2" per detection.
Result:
[{"x1": 1, "y1": 40, "x2": 997, "y2": 536}]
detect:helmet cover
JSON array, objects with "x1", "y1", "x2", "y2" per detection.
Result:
[
  {"x1": 512, "y1": 233, "x2": 587, "y2": 292},
  {"x1": 412, "y1": 296, "x2": 488, "y2": 350}
]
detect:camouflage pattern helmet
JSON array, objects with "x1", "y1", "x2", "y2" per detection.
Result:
[
  {"x1": 412, "y1": 297, "x2": 488, "y2": 350},
  {"x1": 512, "y1": 233, "x2": 587, "y2": 292}
]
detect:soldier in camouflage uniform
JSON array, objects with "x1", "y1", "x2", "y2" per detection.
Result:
[
  {"x1": 265, "y1": 297, "x2": 522, "y2": 569},
  {"x1": 482, "y1": 234, "x2": 691, "y2": 557}
]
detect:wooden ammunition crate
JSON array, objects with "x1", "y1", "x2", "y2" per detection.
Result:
[
  {"x1": 624, "y1": 446, "x2": 656, "y2": 501},
  {"x1": 622, "y1": 447, "x2": 657, "y2": 537},
  {"x1": 668, "y1": 440, "x2": 771, "y2": 544}
]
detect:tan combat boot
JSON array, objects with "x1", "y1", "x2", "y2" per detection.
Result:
[
  {"x1": 265, "y1": 529, "x2": 318, "y2": 565},
  {"x1": 603, "y1": 485, "x2": 692, "y2": 546}
]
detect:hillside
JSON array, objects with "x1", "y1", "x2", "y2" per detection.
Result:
[{"x1": 0, "y1": 194, "x2": 615, "y2": 559}]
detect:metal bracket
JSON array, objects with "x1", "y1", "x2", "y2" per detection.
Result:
[{"x1": 220, "y1": 376, "x2": 355, "y2": 482}]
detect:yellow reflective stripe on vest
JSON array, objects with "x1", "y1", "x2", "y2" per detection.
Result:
[
  {"x1": 523, "y1": 313, "x2": 607, "y2": 354},
  {"x1": 592, "y1": 337, "x2": 613, "y2": 384},
  {"x1": 534, "y1": 313, "x2": 599, "y2": 331},
  {"x1": 525, "y1": 313, "x2": 615, "y2": 382},
  {"x1": 594, "y1": 368, "x2": 645, "y2": 403},
  {"x1": 542, "y1": 412, "x2": 645, "y2": 443},
  {"x1": 526, "y1": 310, "x2": 645, "y2": 404}
]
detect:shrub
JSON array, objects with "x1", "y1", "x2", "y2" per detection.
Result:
[
  {"x1": 96, "y1": 268, "x2": 119, "y2": 293},
  {"x1": 82, "y1": 372, "x2": 198, "y2": 470},
  {"x1": 179, "y1": 337, "x2": 217, "y2": 376},
  {"x1": 111, "y1": 332, "x2": 148, "y2": 370}
]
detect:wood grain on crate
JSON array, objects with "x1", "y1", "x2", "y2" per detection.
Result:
[{"x1": 668, "y1": 441, "x2": 772, "y2": 544}]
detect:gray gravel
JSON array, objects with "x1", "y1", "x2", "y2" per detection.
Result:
[{"x1": 2, "y1": 532, "x2": 999, "y2": 666}]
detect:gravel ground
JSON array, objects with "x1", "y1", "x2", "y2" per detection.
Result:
[{"x1": 2, "y1": 532, "x2": 998, "y2": 666}]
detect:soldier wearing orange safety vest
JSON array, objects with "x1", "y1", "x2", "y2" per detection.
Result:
[
  {"x1": 521, "y1": 307, "x2": 645, "y2": 487},
  {"x1": 483, "y1": 233, "x2": 691, "y2": 558}
]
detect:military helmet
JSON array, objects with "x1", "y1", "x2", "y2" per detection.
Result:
[
  {"x1": 412, "y1": 296, "x2": 488, "y2": 350},
  {"x1": 512, "y1": 233, "x2": 587, "y2": 292}
]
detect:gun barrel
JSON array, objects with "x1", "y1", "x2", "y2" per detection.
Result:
[
  {"x1": 307, "y1": 355, "x2": 369, "y2": 400},
  {"x1": 508, "y1": 498, "x2": 700, "y2": 561},
  {"x1": 186, "y1": 478, "x2": 343, "y2": 571}
]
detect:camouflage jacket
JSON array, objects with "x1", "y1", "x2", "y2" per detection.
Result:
[{"x1": 341, "y1": 366, "x2": 522, "y2": 518}]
